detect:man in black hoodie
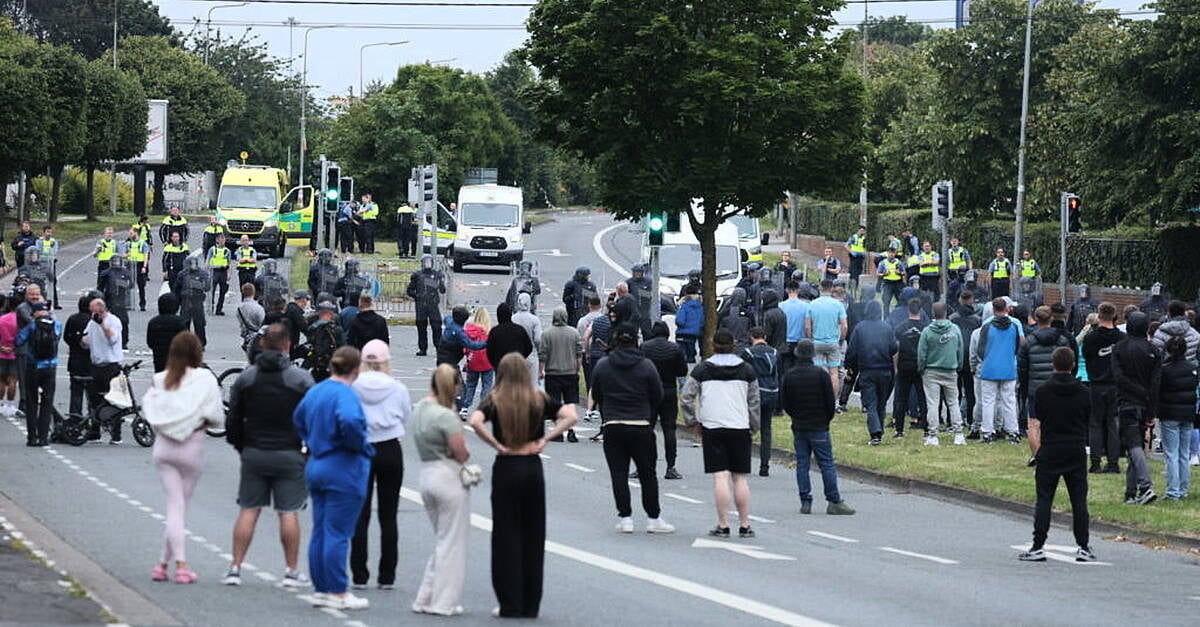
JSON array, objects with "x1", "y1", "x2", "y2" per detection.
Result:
[
  {"x1": 950, "y1": 290, "x2": 981, "y2": 429},
  {"x1": 590, "y1": 324, "x2": 674, "y2": 534},
  {"x1": 845, "y1": 300, "x2": 897, "y2": 445},
  {"x1": 892, "y1": 298, "x2": 928, "y2": 437},
  {"x1": 780, "y1": 340, "x2": 855, "y2": 515},
  {"x1": 1110, "y1": 311, "x2": 1161, "y2": 505},
  {"x1": 1019, "y1": 347, "x2": 1094, "y2": 562},
  {"x1": 640, "y1": 321, "x2": 689, "y2": 479},
  {"x1": 63, "y1": 292, "x2": 100, "y2": 422},
  {"x1": 146, "y1": 292, "x2": 187, "y2": 373},
  {"x1": 347, "y1": 294, "x2": 389, "y2": 349},
  {"x1": 1082, "y1": 302, "x2": 1124, "y2": 474},
  {"x1": 486, "y1": 302, "x2": 533, "y2": 377}
]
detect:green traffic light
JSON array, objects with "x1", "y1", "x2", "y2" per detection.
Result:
[
  {"x1": 649, "y1": 216, "x2": 664, "y2": 231},
  {"x1": 326, "y1": 188, "x2": 339, "y2": 201}
]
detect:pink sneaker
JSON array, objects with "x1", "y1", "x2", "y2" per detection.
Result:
[
  {"x1": 174, "y1": 568, "x2": 198, "y2": 584},
  {"x1": 151, "y1": 564, "x2": 168, "y2": 582}
]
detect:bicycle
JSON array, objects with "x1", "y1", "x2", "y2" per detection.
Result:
[{"x1": 59, "y1": 361, "x2": 155, "y2": 448}]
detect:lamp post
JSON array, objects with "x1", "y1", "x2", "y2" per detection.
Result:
[
  {"x1": 204, "y1": 2, "x2": 247, "y2": 65},
  {"x1": 300, "y1": 25, "x2": 338, "y2": 193},
  {"x1": 1012, "y1": 0, "x2": 1036, "y2": 259},
  {"x1": 359, "y1": 41, "x2": 409, "y2": 98}
]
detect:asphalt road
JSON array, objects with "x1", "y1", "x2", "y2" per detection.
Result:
[{"x1": 0, "y1": 211, "x2": 1197, "y2": 627}]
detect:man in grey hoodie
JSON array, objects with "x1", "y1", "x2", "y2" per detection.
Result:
[
  {"x1": 1152, "y1": 300, "x2": 1200, "y2": 362},
  {"x1": 512, "y1": 292, "x2": 543, "y2": 387},
  {"x1": 540, "y1": 306, "x2": 583, "y2": 443}
]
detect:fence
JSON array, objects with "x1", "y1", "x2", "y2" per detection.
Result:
[{"x1": 367, "y1": 256, "x2": 455, "y2": 320}]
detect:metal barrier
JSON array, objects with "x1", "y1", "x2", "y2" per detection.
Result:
[{"x1": 365, "y1": 256, "x2": 454, "y2": 319}]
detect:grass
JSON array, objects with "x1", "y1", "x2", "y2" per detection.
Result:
[
  {"x1": 766, "y1": 408, "x2": 1200, "y2": 540},
  {"x1": 3, "y1": 214, "x2": 136, "y2": 244}
]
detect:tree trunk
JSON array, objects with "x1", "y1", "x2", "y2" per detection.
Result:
[
  {"x1": 152, "y1": 167, "x2": 167, "y2": 214},
  {"x1": 48, "y1": 165, "x2": 63, "y2": 223},
  {"x1": 689, "y1": 210, "x2": 719, "y2": 359},
  {"x1": 85, "y1": 165, "x2": 96, "y2": 221}
]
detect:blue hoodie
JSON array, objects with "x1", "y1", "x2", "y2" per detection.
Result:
[
  {"x1": 292, "y1": 378, "x2": 374, "y2": 494},
  {"x1": 844, "y1": 301, "x2": 897, "y2": 372},
  {"x1": 888, "y1": 287, "x2": 930, "y2": 328},
  {"x1": 675, "y1": 297, "x2": 703, "y2": 338},
  {"x1": 978, "y1": 314, "x2": 1021, "y2": 381}
]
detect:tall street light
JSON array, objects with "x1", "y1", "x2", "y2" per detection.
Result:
[
  {"x1": 359, "y1": 40, "x2": 409, "y2": 98},
  {"x1": 204, "y1": 2, "x2": 247, "y2": 65},
  {"x1": 300, "y1": 25, "x2": 339, "y2": 194},
  {"x1": 1012, "y1": 0, "x2": 1036, "y2": 259}
]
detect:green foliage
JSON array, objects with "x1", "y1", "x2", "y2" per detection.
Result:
[
  {"x1": 31, "y1": 168, "x2": 139, "y2": 214},
  {"x1": 1, "y1": 0, "x2": 175, "y2": 59},
  {"x1": 0, "y1": 20, "x2": 52, "y2": 183},
  {"x1": 863, "y1": 16, "x2": 935, "y2": 48},
  {"x1": 81, "y1": 59, "x2": 148, "y2": 166}
]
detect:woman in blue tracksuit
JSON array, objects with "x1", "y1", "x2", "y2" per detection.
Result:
[{"x1": 293, "y1": 346, "x2": 375, "y2": 611}]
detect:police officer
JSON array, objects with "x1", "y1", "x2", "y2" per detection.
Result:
[
  {"x1": 395, "y1": 202, "x2": 418, "y2": 258},
  {"x1": 1016, "y1": 276, "x2": 1043, "y2": 313},
  {"x1": 120, "y1": 228, "x2": 151, "y2": 311},
  {"x1": 161, "y1": 231, "x2": 190, "y2": 296},
  {"x1": 1069, "y1": 284, "x2": 1100, "y2": 336},
  {"x1": 235, "y1": 234, "x2": 258, "y2": 290},
  {"x1": 845, "y1": 225, "x2": 867, "y2": 293},
  {"x1": 1018, "y1": 249, "x2": 1042, "y2": 286},
  {"x1": 749, "y1": 266, "x2": 782, "y2": 326},
  {"x1": 34, "y1": 226, "x2": 59, "y2": 309},
  {"x1": 876, "y1": 247, "x2": 906, "y2": 316},
  {"x1": 406, "y1": 254, "x2": 445, "y2": 356},
  {"x1": 16, "y1": 247, "x2": 49, "y2": 293},
  {"x1": 337, "y1": 200, "x2": 357, "y2": 254},
  {"x1": 682, "y1": 268, "x2": 702, "y2": 297},
  {"x1": 506, "y1": 259, "x2": 542, "y2": 312},
  {"x1": 99, "y1": 254, "x2": 134, "y2": 349},
  {"x1": 175, "y1": 255, "x2": 210, "y2": 346},
  {"x1": 255, "y1": 258, "x2": 290, "y2": 309},
  {"x1": 817, "y1": 246, "x2": 842, "y2": 282},
  {"x1": 307, "y1": 248, "x2": 341, "y2": 298},
  {"x1": 947, "y1": 237, "x2": 971, "y2": 282},
  {"x1": 774, "y1": 250, "x2": 798, "y2": 278},
  {"x1": 626, "y1": 263, "x2": 655, "y2": 338},
  {"x1": 201, "y1": 215, "x2": 224, "y2": 252},
  {"x1": 132, "y1": 214, "x2": 152, "y2": 245},
  {"x1": 358, "y1": 193, "x2": 379, "y2": 254},
  {"x1": 917, "y1": 240, "x2": 941, "y2": 302},
  {"x1": 335, "y1": 257, "x2": 371, "y2": 309},
  {"x1": 988, "y1": 248, "x2": 1013, "y2": 299},
  {"x1": 11, "y1": 221, "x2": 36, "y2": 268},
  {"x1": 1140, "y1": 282, "x2": 1168, "y2": 322},
  {"x1": 93, "y1": 227, "x2": 117, "y2": 286},
  {"x1": 159, "y1": 206, "x2": 189, "y2": 245},
  {"x1": 206, "y1": 233, "x2": 232, "y2": 315},
  {"x1": 562, "y1": 266, "x2": 598, "y2": 328}
]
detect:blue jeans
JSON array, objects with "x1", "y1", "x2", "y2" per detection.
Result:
[
  {"x1": 1191, "y1": 428, "x2": 1199, "y2": 460},
  {"x1": 1160, "y1": 420, "x2": 1192, "y2": 498},
  {"x1": 793, "y1": 429, "x2": 841, "y2": 504},
  {"x1": 858, "y1": 370, "x2": 893, "y2": 437},
  {"x1": 463, "y1": 369, "x2": 494, "y2": 410},
  {"x1": 676, "y1": 337, "x2": 697, "y2": 363}
]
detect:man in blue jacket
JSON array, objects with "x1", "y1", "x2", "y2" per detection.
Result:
[
  {"x1": 16, "y1": 302, "x2": 62, "y2": 446},
  {"x1": 844, "y1": 300, "x2": 897, "y2": 445},
  {"x1": 978, "y1": 298, "x2": 1024, "y2": 443},
  {"x1": 674, "y1": 292, "x2": 703, "y2": 363}
]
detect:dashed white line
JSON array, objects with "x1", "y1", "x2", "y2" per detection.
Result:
[
  {"x1": 564, "y1": 463, "x2": 596, "y2": 473},
  {"x1": 320, "y1": 607, "x2": 348, "y2": 619},
  {"x1": 255, "y1": 572, "x2": 277, "y2": 581},
  {"x1": 806, "y1": 531, "x2": 859, "y2": 543},
  {"x1": 878, "y1": 547, "x2": 958, "y2": 565},
  {"x1": 627, "y1": 481, "x2": 641, "y2": 490},
  {"x1": 665, "y1": 493, "x2": 703, "y2": 504}
]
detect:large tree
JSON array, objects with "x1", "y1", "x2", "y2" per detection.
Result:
[
  {"x1": 525, "y1": 0, "x2": 865, "y2": 351},
  {"x1": 0, "y1": 20, "x2": 53, "y2": 192},
  {"x1": 1, "y1": 0, "x2": 175, "y2": 59},
  {"x1": 81, "y1": 59, "x2": 148, "y2": 219}
]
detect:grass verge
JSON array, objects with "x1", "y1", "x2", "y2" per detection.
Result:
[
  {"x1": 3, "y1": 214, "x2": 136, "y2": 245},
  {"x1": 766, "y1": 408, "x2": 1200, "y2": 540}
]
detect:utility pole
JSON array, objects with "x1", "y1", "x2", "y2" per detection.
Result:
[
  {"x1": 300, "y1": 26, "x2": 337, "y2": 197},
  {"x1": 858, "y1": 0, "x2": 869, "y2": 228},
  {"x1": 1012, "y1": 0, "x2": 1035, "y2": 259},
  {"x1": 204, "y1": 2, "x2": 247, "y2": 65}
]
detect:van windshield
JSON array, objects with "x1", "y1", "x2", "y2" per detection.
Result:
[
  {"x1": 460, "y1": 203, "x2": 519, "y2": 227},
  {"x1": 728, "y1": 215, "x2": 759, "y2": 240},
  {"x1": 659, "y1": 244, "x2": 740, "y2": 279},
  {"x1": 218, "y1": 185, "x2": 277, "y2": 210}
]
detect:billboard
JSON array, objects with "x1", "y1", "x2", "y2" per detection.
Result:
[{"x1": 125, "y1": 99, "x2": 169, "y2": 165}]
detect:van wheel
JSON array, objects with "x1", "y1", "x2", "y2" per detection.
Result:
[{"x1": 452, "y1": 256, "x2": 465, "y2": 272}]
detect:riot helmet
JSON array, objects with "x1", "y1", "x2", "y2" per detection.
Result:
[
  {"x1": 421, "y1": 254, "x2": 433, "y2": 271},
  {"x1": 631, "y1": 263, "x2": 645, "y2": 279},
  {"x1": 574, "y1": 266, "x2": 591, "y2": 281},
  {"x1": 345, "y1": 258, "x2": 360, "y2": 276},
  {"x1": 317, "y1": 248, "x2": 333, "y2": 266},
  {"x1": 186, "y1": 255, "x2": 201, "y2": 271},
  {"x1": 262, "y1": 258, "x2": 278, "y2": 275},
  {"x1": 757, "y1": 267, "x2": 773, "y2": 284},
  {"x1": 687, "y1": 268, "x2": 701, "y2": 282},
  {"x1": 1078, "y1": 283, "x2": 1090, "y2": 298},
  {"x1": 26, "y1": 248, "x2": 39, "y2": 264},
  {"x1": 110, "y1": 254, "x2": 125, "y2": 270},
  {"x1": 1151, "y1": 282, "x2": 1162, "y2": 297}
]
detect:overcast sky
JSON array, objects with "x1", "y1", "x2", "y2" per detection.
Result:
[{"x1": 153, "y1": 0, "x2": 1153, "y2": 98}]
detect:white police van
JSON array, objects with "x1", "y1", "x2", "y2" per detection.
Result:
[
  {"x1": 450, "y1": 185, "x2": 530, "y2": 272},
  {"x1": 643, "y1": 200, "x2": 743, "y2": 308}
]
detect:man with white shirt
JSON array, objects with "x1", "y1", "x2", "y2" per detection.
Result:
[{"x1": 82, "y1": 298, "x2": 124, "y2": 443}]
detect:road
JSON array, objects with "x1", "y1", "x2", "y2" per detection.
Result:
[{"x1": 0, "y1": 211, "x2": 1197, "y2": 626}]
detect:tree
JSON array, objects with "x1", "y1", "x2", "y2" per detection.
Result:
[
  {"x1": 81, "y1": 60, "x2": 148, "y2": 219},
  {"x1": 862, "y1": 16, "x2": 935, "y2": 48},
  {"x1": 0, "y1": 20, "x2": 53, "y2": 192},
  {"x1": 525, "y1": 0, "x2": 865, "y2": 352},
  {"x1": 1, "y1": 0, "x2": 175, "y2": 59}
]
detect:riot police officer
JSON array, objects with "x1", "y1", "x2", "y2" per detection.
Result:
[
  {"x1": 682, "y1": 268, "x2": 702, "y2": 297},
  {"x1": 562, "y1": 266, "x2": 598, "y2": 327},
  {"x1": 506, "y1": 259, "x2": 541, "y2": 312},
  {"x1": 1140, "y1": 282, "x2": 1168, "y2": 322},
  {"x1": 407, "y1": 254, "x2": 446, "y2": 356},
  {"x1": 1068, "y1": 284, "x2": 1100, "y2": 336},
  {"x1": 1015, "y1": 276, "x2": 1043, "y2": 313},
  {"x1": 626, "y1": 263, "x2": 655, "y2": 338},
  {"x1": 175, "y1": 255, "x2": 210, "y2": 346},
  {"x1": 748, "y1": 266, "x2": 782, "y2": 325},
  {"x1": 307, "y1": 248, "x2": 341, "y2": 298},
  {"x1": 255, "y1": 258, "x2": 290, "y2": 309},
  {"x1": 335, "y1": 257, "x2": 371, "y2": 309},
  {"x1": 16, "y1": 247, "x2": 49, "y2": 293},
  {"x1": 99, "y1": 254, "x2": 134, "y2": 349}
]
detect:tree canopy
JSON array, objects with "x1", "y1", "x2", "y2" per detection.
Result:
[{"x1": 0, "y1": 0, "x2": 175, "y2": 59}]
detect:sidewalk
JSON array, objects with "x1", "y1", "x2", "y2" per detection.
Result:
[{"x1": 0, "y1": 516, "x2": 109, "y2": 625}]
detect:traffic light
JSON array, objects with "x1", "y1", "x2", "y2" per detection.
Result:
[
  {"x1": 648, "y1": 211, "x2": 665, "y2": 246},
  {"x1": 1067, "y1": 194, "x2": 1082, "y2": 233},
  {"x1": 934, "y1": 182, "x2": 950, "y2": 219},
  {"x1": 339, "y1": 177, "x2": 354, "y2": 203},
  {"x1": 325, "y1": 165, "x2": 340, "y2": 214},
  {"x1": 420, "y1": 165, "x2": 438, "y2": 206}
]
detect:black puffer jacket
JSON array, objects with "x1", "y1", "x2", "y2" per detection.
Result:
[
  {"x1": 1111, "y1": 313, "x2": 1163, "y2": 415},
  {"x1": 1019, "y1": 326, "x2": 1071, "y2": 395},
  {"x1": 1158, "y1": 357, "x2": 1198, "y2": 422},
  {"x1": 226, "y1": 350, "x2": 314, "y2": 452},
  {"x1": 894, "y1": 318, "x2": 928, "y2": 371},
  {"x1": 641, "y1": 333, "x2": 688, "y2": 397}
]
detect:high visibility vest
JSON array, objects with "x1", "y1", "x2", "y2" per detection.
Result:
[
  {"x1": 132, "y1": 223, "x2": 150, "y2": 242},
  {"x1": 992, "y1": 258, "x2": 1011, "y2": 279},
  {"x1": 396, "y1": 204, "x2": 415, "y2": 226},
  {"x1": 948, "y1": 247, "x2": 968, "y2": 270},
  {"x1": 209, "y1": 247, "x2": 231, "y2": 268},
  {"x1": 38, "y1": 238, "x2": 57, "y2": 257},
  {"x1": 1019, "y1": 259, "x2": 1038, "y2": 277},
  {"x1": 164, "y1": 243, "x2": 188, "y2": 253},
  {"x1": 236, "y1": 246, "x2": 257, "y2": 268},
  {"x1": 919, "y1": 252, "x2": 940, "y2": 276},
  {"x1": 162, "y1": 216, "x2": 187, "y2": 228},
  {"x1": 362, "y1": 202, "x2": 379, "y2": 220},
  {"x1": 848, "y1": 233, "x2": 866, "y2": 254},
  {"x1": 880, "y1": 259, "x2": 903, "y2": 281},
  {"x1": 96, "y1": 239, "x2": 116, "y2": 261},
  {"x1": 125, "y1": 239, "x2": 148, "y2": 263},
  {"x1": 204, "y1": 225, "x2": 224, "y2": 237}
]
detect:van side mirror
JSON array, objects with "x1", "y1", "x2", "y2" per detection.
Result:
[
  {"x1": 760, "y1": 232, "x2": 770, "y2": 246},
  {"x1": 523, "y1": 221, "x2": 532, "y2": 234}
]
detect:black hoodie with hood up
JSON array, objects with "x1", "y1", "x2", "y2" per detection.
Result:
[
  {"x1": 1110, "y1": 312, "x2": 1162, "y2": 417},
  {"x1": 591, "y1": 345, "x2": 664, "y2": 424}
]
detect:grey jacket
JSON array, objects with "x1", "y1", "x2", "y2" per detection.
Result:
[{"x1": 539, "y1": 307, "x2": 582, "y2": 376}]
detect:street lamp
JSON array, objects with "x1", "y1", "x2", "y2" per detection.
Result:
[
  {"x1": 300, "y1": 25, "x2": 338, "y2": 194},
  {"x1": 204, "y1": 2, "x2": 247, "y2": 65},
  {"x1": 359, "y1": 41, "x2": 409, "y2": 98},
  {"x1": 1012, "y1": 0, "x2": 1036, "y2": 259}
]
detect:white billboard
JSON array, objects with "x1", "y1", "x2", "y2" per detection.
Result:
[{"x1": 126, "y1": 99, "x2": 169, "y2": 165}]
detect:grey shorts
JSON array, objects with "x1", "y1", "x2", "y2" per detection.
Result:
[
  {"x1": 0, "y1": 359, "x2": 16, "y2": 376},
  {"x1": 238, "y1": 448, "x2": 308, "y2": 512},
  {"x1": 813, "y1": 342, "x2": 843, "y2": 368}
]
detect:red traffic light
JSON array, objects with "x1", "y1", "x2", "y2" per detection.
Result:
[{"x1": 1067, "y1": 196, "x2": 1080, "y2": 211}]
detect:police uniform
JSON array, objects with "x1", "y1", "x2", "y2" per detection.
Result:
[
  {"x1": 159, "y1": 215, "x2": 189, "y2": 245},
  {"x1": 120, "y1": 237, "x2": 151, "y2": 310},
  {"x1": 202, "y1": 223, "x2": 224, "y2": 253},
  {"x1": 161, "y1": 242, "x2": 190, "y2": 295},
  {"x1": 918, "y1": 250, "x2": 941, "y2": 300},
  {"x1": 206, "y1": 245, "x2": 232, "y2": 314},
  {"x1": 35, "y1": 236, "x2": 59, "y2": 308},
  {"x1": 307, "y1": 254, "x2": 341, "y2": 300},
  {"x1": 358, "y1": 202, "x2": 379, "y2": 254},
  {"x1": 132, "y1": 221, "x2": 152, "y2": 245},
  {"x1": 255, "y1": 260, "x2": 290, "y2": 308},
  {"x1": 337, "y1": 202, "x2": 356, "y2": 254},
  {"x1": 101, "y1": 258, "x2": 134, "y2": 347},
  {"x1": 406, "y1": 264, "x2": 446, "y2": 355},
  {"x1": 235, "y1": 245, "x2": 258, "y2": 291},
  {"x1": 175, "y1": 260, "x2": 210, "y2": 346},
  {"x1": 845, "y1": 231, "x2": 867, "y2": 287},
  {"x1": 395, "y1": 204, "x2": 417, "y2": 257},
  {"x1": 1019, "y1": 258, "x2": 1040, "y2": 281},
  {"x1": 989, "y1": 257, "x2": 1013, "y2": 299},
  {"x1": 818, "y1": 255, "x2": 842, "y2": 282},
  {"x1": 94, "y1": 237, "x2": 117, "y2": 286},
  {"x1": 876, "y1": 256, "x2": 906, "y2": 316}
]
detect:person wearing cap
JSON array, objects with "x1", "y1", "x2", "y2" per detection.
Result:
[
  {"x1": 347, "y1": 294, "x2": 389, "y2": 350},
  {"x1": 349, "y1": 339, "x2": 411, "y2": 590},
  {"x1": 680, "y1": 329, "x2": 761, "y2": 538},
  {"x1": 16, "y1": 301, "x2": 61, "y2": 446},
  {"x1": 590, "y1": 323, "x2": 674, "y2": 533},
  {"x1": 781, "y1": 339, "x2": 855, "y2": 515}
]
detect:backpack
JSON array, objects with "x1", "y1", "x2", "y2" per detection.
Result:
[
  {"x1": 744, "y1": 346, "x2": 779, "y2": 405},
  {"x1": 304, "y1": 321, "x2": 339, "y2": 373},
  {"x1": 31, "y1": 318, "x2": 57, "y2": 361}
]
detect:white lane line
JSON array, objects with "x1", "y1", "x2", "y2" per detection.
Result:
[
  {"x1": 539, "y1": 453, "x2": 552, "y2": 460},
  {"x1": 591, "y1": 222, "x2": 633, "y2": 279},
  {"x1": 255, "y1": 572, "x2": 277, "y2": 582},
  {"x1": 150, "y1": 513, "x2": 165, "y2": 521},
  {"x1": 564, "y1": 463, "x2": 596, "y2": 473},
  {"x1": 665, "y1": 493, "x2": 703, "y2": 504},
  {"x1": 806, "y1": 531, "x2": 859, "y2": 544},
  {"x1": 320, "y1": 607, "x2": 348, "y2": 619},
  {"x1": 628, "y1": 480, "x2": 641, "y2": 490},
  {"x1": 1006, "y1": 545, "x2": 1111, "y2": 566},
  {"x1": 728, "y1": 511, "x2": 776, "y2": 524},
  {"x1": 878, "y1": 547, "x2": 958, "y2": 565},
  {"x1": 398, "y1": 487, "x2": 830, "y2": 627}
]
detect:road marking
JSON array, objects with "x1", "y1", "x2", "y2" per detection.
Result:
[
  {"x1": 255, "y1": 572, "x2": 277, "y2": 582},
  {"x1": 665, "y1": 493, "x2": 703, "y2": 504},
  {"x1": 592, "y1": 223, "x2": 632, "y2": 279},
  {"x1": 398, "y1": 486, "x2": 826, "y2": 626},
  {"x1": 807, "y1": 531, "x2": 859, "y2": 544},
  {"x1": 564, "y1": 463, "x2": 596, "y2": 473},
  {"x1": 320, "y1": 607, "x2": 348, "y2": 619},
  {"x1": 727, "y1": 511, "x2": 776, "y2": 524},
  {"x1": 1007, "y1": 545, "x2": 1111, "y2": 566},
  {"x1": 878, "y1": 547, "x2": 958, "y2": 565},
  {"x1": 628, "y1": 480, "x2": 641, "y2": 490},
  {"x1": 691, "y1": 538, "x2": 797, "y2": 561},
  {"x1": 538, "y1": 453, "x2": 552, "y2": 460}
]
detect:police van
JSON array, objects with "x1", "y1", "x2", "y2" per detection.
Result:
[
  {"x1": 449, "y1": 185, "x2": 529, "y2": 272},
  {"x1": 727, "y1": 209, "x2": 768, "y2": 263},
  {"x1": 643, "y1": 200, "x2": 743, "y2": 307}
]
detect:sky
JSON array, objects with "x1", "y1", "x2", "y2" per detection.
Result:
[{"x1": 152, "y1": 0, "x2": 1154, "y2": 98}]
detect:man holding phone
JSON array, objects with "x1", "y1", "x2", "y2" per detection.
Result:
[{"x1": 81, "y1": 298, "x2": 124, "y2": 444}]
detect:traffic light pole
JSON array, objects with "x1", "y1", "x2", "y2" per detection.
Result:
[
  {"x1": 1059, "y1": 192, "x2": 1068, "y2": 306},
  {"x1": 649, "y1": 244, "x2": 661, "y2": 323},
  {"x1": 940, "y1": 180, "x2": 952, "y2": 301}
]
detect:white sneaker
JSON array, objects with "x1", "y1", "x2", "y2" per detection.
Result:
[
  {"x1": 279, "y1": 570, "x2": 310, "y2": 588},
  {"x1": 953, "y1": 433, "x2": 966, "y2": 446},
  {"x1": 615, "y1": 517, "x2": 634, "y2": 533},
  {"x1": 646, "y1": 518, "x2": 675, "y2": 534},
  {"x1": 1191, "y1": 455, "x2": 1199, "y2": 467},
  {"x1": 923, "y1": 435, "x2": 940, "y2": 446},
  {"x1": 318, "y1": 593, "x2": 369, "y2": 610}
]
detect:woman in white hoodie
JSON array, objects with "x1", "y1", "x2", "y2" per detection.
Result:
[
  {"x1": 142, "y1": 332, "x2": 224, "y2": 584},
  {"x1": 349, "y1": 339, "x2": 412, "y2": 589}
]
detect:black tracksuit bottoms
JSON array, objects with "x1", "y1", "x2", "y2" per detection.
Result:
[
  {"x1": 491, "y1": 455, "x2": 546, "y2": 618},
  {"x1": 350, "y1": 438, "x2": 403, "y2": 586},
  {"x1": 1032, "y1": 448, "x2": 1089, "y2": 549},
  {"x1": 602, "y1": 424, "x2": 661, "y2": 519}
]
